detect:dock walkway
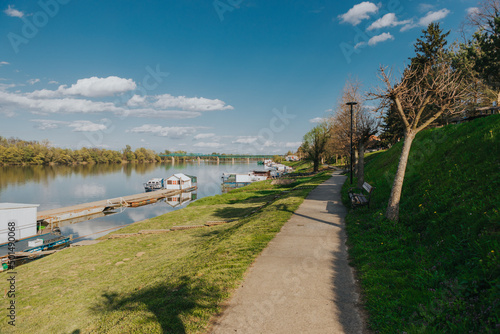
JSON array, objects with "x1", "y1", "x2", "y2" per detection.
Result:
[
  {"x1": 37, "y1": 189, "x2": 183, "y2": 226},
  {"x1": 210, "y1": 172, "x2": 365, "y2": 334}
]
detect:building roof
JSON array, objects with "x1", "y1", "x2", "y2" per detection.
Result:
[
  {"x1": 0, "y1": 203, "x2": 39, "y2": 210},
  {"x1": 168, "y1": 173, "x2": 191, "y2": 181}
]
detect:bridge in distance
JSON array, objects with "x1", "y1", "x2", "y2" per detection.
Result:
[{"x1": 159, "y1": 153, "x2": 276, "y2": 163}]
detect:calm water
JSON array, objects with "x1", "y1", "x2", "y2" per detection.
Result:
[{"x1": 0, "y1": 162, "x2": 259, "y2": 240}]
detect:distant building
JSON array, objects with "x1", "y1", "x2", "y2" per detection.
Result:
[{"x1": 285, "y1": 155, "x2": 299, "y2": 161}]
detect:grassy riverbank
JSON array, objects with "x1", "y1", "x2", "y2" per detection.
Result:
[
  {"x1": 342, "y1": 116, "x2": 499, "y2": 333},
  {"x1": 0, "y1": 170, "x2": 330, "y2": 333}
]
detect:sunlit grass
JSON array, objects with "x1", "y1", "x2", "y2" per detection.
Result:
[{"x1": 0, "y1": 171, "x2": 331, "y2": 333}]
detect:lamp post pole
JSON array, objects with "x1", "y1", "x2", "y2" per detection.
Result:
[{"x1": 346, "y1": 102, "x2": 357, "y2": 184}]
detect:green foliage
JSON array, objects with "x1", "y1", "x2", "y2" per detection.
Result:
[
  {"x1": 0, "y1": 136, "x2": 163, "y2": 165},
  {"x1": 343, "y1": 116, "x2": 500, "y2": 333},
  {"x1": 411, "y1": 23, "x2": 450, "y2": 68},
  {"x1": 470, "y1": 15, "x2": 500, "y2": 97},
  {"x1": 302, "y1": 123, "x2": 329, "y2": 172}
]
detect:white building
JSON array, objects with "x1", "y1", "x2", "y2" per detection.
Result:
[
  {"x1": 166, "y1": 173, "x2": 193, "y2": 190},
  {"x1": 0, "y1": 203, "x2": 40, "y2": 244}
]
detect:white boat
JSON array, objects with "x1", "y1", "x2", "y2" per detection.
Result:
[
  {"x1": 221, "y1": 171, "x2": 269, "y2": 188},
  {"x1": 144, "y1": 178, "x2": 165, "y2": 192}
]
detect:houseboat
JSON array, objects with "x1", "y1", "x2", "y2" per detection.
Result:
[
  {"x1": 144, "y1": 178, "x2": 165, "y2": 192},
  {"x1": 144, "y1": 174, "x2": 197, "y2": 192},
  {"x1": 221, "y1": 171, "x2": 270, "y2": 188},
  {"x1": 0, "y1": 203, "x2": 69, "y2": 270}
]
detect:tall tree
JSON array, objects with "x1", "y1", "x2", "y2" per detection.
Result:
[
  {"x1": 470, "y1": 14, "x2": 500, "y2": 104},
  {"x1": 411, "y1": 23, "x2": 450, "y2": 68},
  {"x1": 370, "y1": 62, "x2": 468, "y2": 221},
  {"x1": 329, "y1": 78, "x2": 379, "y2": 185},
  {"x1": 380, "y1": 23, "x2": 452, "y2": 145},
  {"x1": 301, "y1": 123, "x2": 329, "y2": 172}
]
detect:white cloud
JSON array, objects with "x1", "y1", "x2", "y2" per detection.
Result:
[
  {"x1": 193, "y1": 142, "x2": 223, "y2": 148},
  {"x1": 126, "y1": 94, "x2": 147, "y2": 107},
  {"x1": 194, "y1": 133, "x2": 215, "y2": 140},
  {"x1": 31, "y1": 119, "x2": 107, "y2": 132},
  {"x1": 29, "y1": 76, "x2": 136, "y2": 98},
  {"x1": 309, "y1": 117, "x2": 326, "y2": 123},
  {"x1": 400, "y1": 22, "x2": 418, "y2": 32},
  {"x1": 31, "y1": 119, "x2": 68, "y2": 130},
  {"x1": 68, "y1": 120, "x2": 107, "y2": 132},
  {"x1": 118, "y1": 108, "x2": 202, "y2": 119},
  {"x1": 338, "y1": 2, "x2": 379, "y2": 26},
  {"x1": 400, "y1": 8, "x2": 451, "y2": 32},
  {"x1": 153, "y1": 94, "x2": 233, "y2": 112},
  {"x1": 233, "y1": 136, "x2": 259, "y2": 144},
  {"x1": 28, "y1": 78, "x2": 40, "y2": 85},
  {"x1": 0, "y1": 90, "x2": 122, "y2": 114},
  {"x1": 0, "y1": 61, "x2": 9, "y2": 66},
  {"x1": 367, "y1": 13, "x2": 411, "y2": 30},
  {"x1": 1, "y1": 77, "x2": 230, "y2": 119},
  {"x1": 4, "y1": 5, "x2": 24, "y2": 18},
  {"x1": 466, "y1": 7, "x2": 479, "y2": 16},
  {"x1": 418, "y1": 4, "x2": 435, "y2": 13},
  {"x1": 419, "y1": 9, "x2": 450, "y2": 26},
  {"x1": 129, "y1": 125, "x2": 197, "y2": 139},
  {"x1": 285, "y1": 142, "x2": 302, "y2": 148},
  {"x1": 48, "y1": 80, "x2": 59, "y2": 84},
  {"x1": 355, "y1": 41, "x2": 367, "y2": 49},
  {"x1": 63, "y1": 76, "x2": 136, "y2": 97},
  {"x1": 368, "y1": 32, "x2": 394, "y2": 46},
  {"x1": 0, "y1": 83, "x2": 16, "y2": 91}
]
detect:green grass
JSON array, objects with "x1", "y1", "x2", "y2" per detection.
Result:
[
  {"x1": 342, "y1": 115, "x2": 500, "y2": 333},
  {"x1": 0, "y1": 171, "x2": 331, "y2": 333},
  {"x1": 280, "y1": 160, "x2": 314, "y2": 172}
]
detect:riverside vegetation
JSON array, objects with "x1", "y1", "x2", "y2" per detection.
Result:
[
  {"x1": 342, "y1": 116, "x2": 499, "y2": 333},
  {"x1": 0, "y1": 162, "x2": 332, "y2": 333}
]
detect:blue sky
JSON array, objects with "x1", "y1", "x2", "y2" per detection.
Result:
[{"x1": 0, "y1": 0, "x2": 480, "y2": 154}]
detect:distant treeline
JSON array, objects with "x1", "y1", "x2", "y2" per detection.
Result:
[{"x1": 0, "y1": 136, "x2": 176, "y2": 165}]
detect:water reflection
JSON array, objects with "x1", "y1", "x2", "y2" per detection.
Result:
[{"x1": 0, "y1": 162, "x2": 257, "y2": 240}]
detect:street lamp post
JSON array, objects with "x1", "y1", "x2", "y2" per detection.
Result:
[{"x1": 346, "y1": 102, "x2": 357, "y2": 184}]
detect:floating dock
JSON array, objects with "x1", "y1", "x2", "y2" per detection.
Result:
[{"x1": 37, "y1": 188, "x2": 190, "y2": 228}]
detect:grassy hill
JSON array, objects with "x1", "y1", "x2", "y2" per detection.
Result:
[{"x1": 343, "y1": 115, "x2": 500, "y2": 333}]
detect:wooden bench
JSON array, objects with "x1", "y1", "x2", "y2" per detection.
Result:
[{"x1": 348, "y1": 182, "x2": 374, "y2": 209}]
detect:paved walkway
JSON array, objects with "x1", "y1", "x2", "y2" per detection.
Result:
[{"x1": 210, "y1": 172, "x2": 365, "y2": 334}]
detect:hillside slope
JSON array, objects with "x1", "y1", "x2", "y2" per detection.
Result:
[{"x1": 343, "y1": 115, "x2": 499, "y2": 333}]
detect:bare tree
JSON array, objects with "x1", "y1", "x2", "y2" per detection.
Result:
[
  {"x1": 370, "y1": 63, "x2": 468, "y2": 221},
  {"x1": 355, "y1": 110, "x2": 379, "y2": 188},
  {"x1": 466, "y1": 0, "x2": 500, "y2": 35},
  {"x1": 330, "y1": 78, "x2": 379, "y2": 186},
  {"x1": 329, "y1": 78, "x2": 364, "y2": 168}
]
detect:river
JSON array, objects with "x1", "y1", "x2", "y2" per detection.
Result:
[{"x1": 0, "y1": 161, "x2": 259, "y2": 240}]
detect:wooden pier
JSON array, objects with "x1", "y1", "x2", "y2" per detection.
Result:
[{"x1": 37, "y1": 188, "x2": 185, "y2": 228}]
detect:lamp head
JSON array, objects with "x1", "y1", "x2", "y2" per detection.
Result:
[{"x1": 346, "y1": 102, "x2": 358, "y2": 106}]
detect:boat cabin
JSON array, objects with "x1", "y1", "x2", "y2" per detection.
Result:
[{"x1": 166, "y1": 173, "x2": 193, "y2": 190}]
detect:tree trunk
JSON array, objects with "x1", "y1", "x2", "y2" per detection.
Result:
[
  {"x1": 313, "y1": 158, "x2": 319, "y2": 172},
  {"x1": 386, "y1": 130, "x2": 416, "y2": 221},
  {"x1": 356, "y1": 141, "x2": 365, "y2": 189},
  {"x1": 354, "y1": 148, "x2": 359, "y2": 173}
]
